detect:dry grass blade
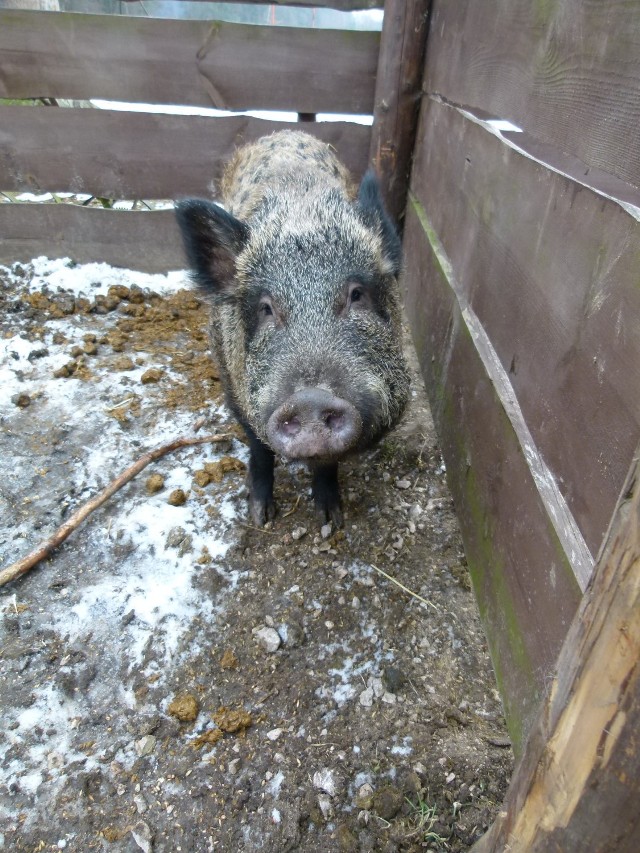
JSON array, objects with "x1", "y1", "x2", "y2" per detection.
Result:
[{"x1": 369, "y1": 563, "x2": 439, "y2": 612}]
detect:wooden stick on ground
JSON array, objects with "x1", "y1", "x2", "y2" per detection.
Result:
[{"x1": 0, "y1": 432, "x2": 234, "y2": 589}]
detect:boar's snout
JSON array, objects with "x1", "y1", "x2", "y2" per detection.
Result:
[{"x1": 266, "y1": 388, "x2": 362, "y2": 461}]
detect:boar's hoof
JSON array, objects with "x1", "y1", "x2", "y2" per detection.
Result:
[
  {"x1": 248, "y1": 492, "x2": 277, "y2": 527},
  {"x1": 311, "y1": 463, "x2": 343, "y2": 528},
  {"x1": 267, "y1": 388, "x2": 362, "y2": 461}
]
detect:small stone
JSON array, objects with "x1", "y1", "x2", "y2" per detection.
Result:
[
  {"x1": 141, "y1": 368, "x2": 164, "y2": 384},
  {"x1": 254, "y1": 626, "x2": 281, "y2": 653},
  {"x1": 320, "y1": 523, "x2": 332, "y2": 540},
  {"x1": 396, "y1": 479, "x2": 411, "y2": 490},
  {"x1": 145, "y1": 473, "x2": 165, "y2": 494},
  {"x1": 266, "y1": 728, "x2": 283, "y2": 741},
  {"x1": 167, "y1": 694, "x2": 199, "y2": 722},
  {"x1": 317, "y1": 794, "x2": 334, "y2": 820},
  {"x1": 371, "y1": 677, "x2": 385, "y2": 699},
  {"x1": 291, "y1": 526, "x2": 307, "y2": 541},
  {"x1": 409, "y1": 503, "x2": 423, "y2": 519},
  {"x1": 83, "y1": 341, "x2": 98, "y2": 355},
  {"x1": 359, "y1": 687, "x2": 374, "y2": 708},
  {"x1": 134, "y1": 735, "x2": 156, "y2": 757},
  {"x1": 312, "y1": 768, "x2": 340, "y2": 797},
  {"x1": 130, "y1": 821, "x2": 152, "y2": 853},
  {"x1": 167, "y1": 488, "x2": 187, "y2": 506},
  {"x1": 355, "y1": 783, "x2": 374, "y2": 810},
  {"x1": 165, "y1": 527, "x2": 192, "y2": 552},
  {"x1": 134, "y1": 794, "x2": 147, "y2": 814}
]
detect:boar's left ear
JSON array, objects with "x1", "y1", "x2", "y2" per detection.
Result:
[
  {"x1": 357, "y1": 171, "x2": 402, "y2": 277},
  {"x1": 175, "y1": 198, "x2": 249, "y2": 297}
]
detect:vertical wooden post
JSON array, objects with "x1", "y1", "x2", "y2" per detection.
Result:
[
  {"x1": 473, "y1": 452, "x2": 640, "y2": 852},
  {"x1": 368, "y1": 0, "x2": 431, "y2": 227}
]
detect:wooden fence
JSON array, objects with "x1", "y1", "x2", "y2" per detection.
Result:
[
  {"x1": 0, "y1": 1, "x2": 427, "y2": 269},
  {"x1": 2, "y1": 0, "x2": 639, "y2": 845},
  {"x1": 403, "y1": 0, "x2": 640, "y2": 758}
]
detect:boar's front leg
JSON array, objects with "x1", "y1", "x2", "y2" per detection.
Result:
[
  {"x1": 244, "y1": 426, "x2": 276, "y2": 526},
  {"x1": 311, "y1": 462, "x2": 343, "y2": 527}
]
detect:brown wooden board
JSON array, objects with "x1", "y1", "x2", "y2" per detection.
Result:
[
  {"x1": 410, "y1": 97, "x2": 640, "y2": 560},
  {"x1": 402, "y1": 195, "x2": 583, "y2": 753},
  {"x1": 118, "y1": 0, "x2": 383, "y2": 8},
  {"x1": 473, "y1": 452, "x2": 640, "y2": 852},
  {"x1": 0, "y1": 205, "x2": 183, "y2": 272},
  {"x1": 0, "y1": 105, "x2": 371, "y2": 198},
  {"x1": 0, "y1": 10, "x2": 378, "y2": 114},
  {"x1": 368, "y1": 0, "x2": 430, "y2": 224},
  {"x1": 424, "y1": 0, "x2": 640, "y2": 190}
]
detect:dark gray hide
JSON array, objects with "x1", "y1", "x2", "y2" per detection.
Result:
[{"x1": 175, "y1": 131, "x2": 410, "y2": 526}]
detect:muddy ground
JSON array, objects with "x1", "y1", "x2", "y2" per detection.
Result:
[{"x1": 0, "y1": 259, "x2": 512, "y2": 852}]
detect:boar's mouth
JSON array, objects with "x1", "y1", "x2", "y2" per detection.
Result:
[{"x1": 266, "y1": 387, "x2": 362, "y2": 461}]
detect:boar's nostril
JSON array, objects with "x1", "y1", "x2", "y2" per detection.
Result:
[
  {"x1": 324, "y1": 411, "x2": 344, "y2": 432},
  {"x1": 281, "y1": 417, "x2": 301, "y2": 437}
]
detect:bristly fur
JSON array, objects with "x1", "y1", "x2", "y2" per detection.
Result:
[{"x1": 175, "y1": 130, "x2": 410, "y2": 524}]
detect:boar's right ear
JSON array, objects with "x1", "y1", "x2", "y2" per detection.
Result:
[
  {"x1": 357, "y1": 172, "x2": 402, "y2": 278},
  {"x1": 175, "y1": 199, "x2": 249, "y2": 297}
]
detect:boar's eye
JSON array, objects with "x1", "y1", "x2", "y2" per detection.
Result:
[
  {"x1": 259, "y1": 298, "x2": 273, "y2": 317},
  {"x1": 344, "y1": 279, "x2": 373, "y2": 315},
  {"x1": 256, "y1": 294, "x2": 282, "y2": 331}
]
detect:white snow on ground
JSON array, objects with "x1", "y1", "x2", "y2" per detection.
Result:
[
  {"x1": 26, "y1": 255, "x2": 189, "y2": 298},
  {"x1": 0, "y1": 258, "x2": 245, "y2": 815}
]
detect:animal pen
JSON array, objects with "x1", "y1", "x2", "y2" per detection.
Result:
[{"x1": 1, "y1": 0, "x2": 639, "y2": 850}]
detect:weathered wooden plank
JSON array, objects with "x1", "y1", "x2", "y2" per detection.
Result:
[
  {"x1": 402, "y1": 195, "x2": 583, "y2": 752},
  {"x1": 368, "y1": 0, "x2": 430, "y2": 225},
  {"x1": 117, "y1": 0, "x2": 383, "y2": 8},
  {"x1": 0, "y1": 105, "x2": 371, "y2": 198},
  {"x1": 425, "y1": 0, "x2": 640, "y2": 189},
  {"x1": 411, "y1": 96, "x2": 640, "y2": 558},
  {"x1": 473, "y1": 451, "x2": 640, "y2": 852},
  {"x1": 0, "y1": 10, "x2": 378, "y2": 114},
  {"x1": 0, "y1": 205, "x2": 183, "y2": 273}
]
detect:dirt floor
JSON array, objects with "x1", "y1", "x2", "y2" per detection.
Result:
[{"x1": 0, "y1": 258, "x2": 512, "y2": 852}]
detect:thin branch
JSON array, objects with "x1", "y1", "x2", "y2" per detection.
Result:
[
  {"x1": 0, "y1": 432, "x2": 234, "y2": 589},
  {"x1": 369, "y1": 563, "x2": 439, "y2": 612}
]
